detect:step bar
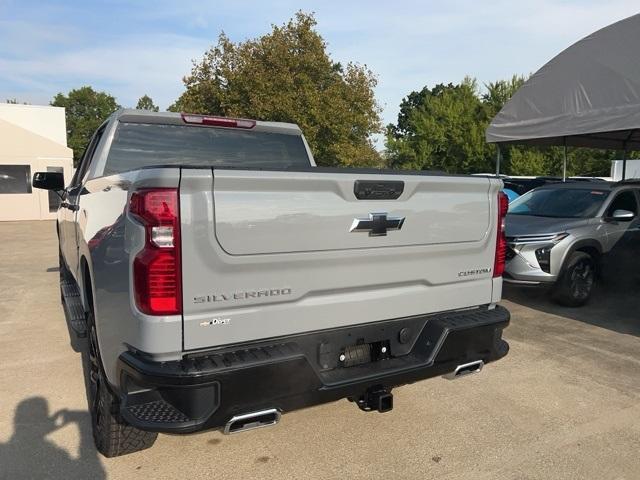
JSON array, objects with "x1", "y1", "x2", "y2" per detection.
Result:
[{"x1": 60, "y1": 277, "x2": 87, "y2": 338}]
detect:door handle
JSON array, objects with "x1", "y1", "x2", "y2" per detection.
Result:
[{"x1": 60, "y1": 202, "x2": 79, "y2": 211}]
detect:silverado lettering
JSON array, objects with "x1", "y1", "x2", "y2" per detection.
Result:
[{"x1": 193, "y1": 288, "x2": 292, "y2": 303}]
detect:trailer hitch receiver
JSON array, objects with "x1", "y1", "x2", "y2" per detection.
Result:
[{"x1": 354, "y1": 387, "x2": 393, "y2": 413}]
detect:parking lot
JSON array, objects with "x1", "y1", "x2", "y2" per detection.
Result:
[{"x1": 1, "y1": 220, "x2": 639, "y2": 480}]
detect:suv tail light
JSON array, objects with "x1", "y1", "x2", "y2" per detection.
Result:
[
  {"x1": 494, "y1": 191, "x2": 509, "y2": 278},
  {"x1": 129, "y1": 188, "x2": 181, "y2": 315}
]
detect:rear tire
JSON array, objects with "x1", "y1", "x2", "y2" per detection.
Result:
[
  {"x1": 86, "y1": 312, "x2": 157, "y2": 457},
  {"x1": 551, "y1": 251, "x2": 596, "y2": 307}
]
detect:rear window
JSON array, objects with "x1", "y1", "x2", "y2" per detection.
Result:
[{"x1": 103, "y1": 123, "x2": 310, "y2": 175}]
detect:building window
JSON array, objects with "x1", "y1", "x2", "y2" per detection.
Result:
[
  {"x1": 0, "y1": 164, "x2": 32, "y2": 194},
  {"x1": 47, "y1": 166, "x2": 64, "y2": 212}
]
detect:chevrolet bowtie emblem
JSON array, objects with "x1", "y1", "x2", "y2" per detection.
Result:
[{"x1": 350, "y1": 213, "x2": 405, "y2": 237}]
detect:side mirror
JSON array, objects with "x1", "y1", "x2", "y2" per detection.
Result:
[
  {"x1": 610, "y1": 209, "x2": 635, "y2": 221},
  {"x1": 32, "y1": 172, "x2": 65, "y2": 191}
]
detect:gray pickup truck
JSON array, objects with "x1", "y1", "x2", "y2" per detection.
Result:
[{"x1": 33, "y1": 109, "x2": 510, "y2": 457}]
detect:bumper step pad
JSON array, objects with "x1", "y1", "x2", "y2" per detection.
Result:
[
  {"x1": 60, "y1": 279, "x2": 87, "y2": 338},
  {"x1": 126, "y1": 400, "x2": 191, "y2": 424}
]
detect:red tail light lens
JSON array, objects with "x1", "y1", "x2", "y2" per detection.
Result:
[
  {"x1": 181, "y1": 113, "x2": 256, "y2": 129},
  {"x1": 129, "y1": 189, "x2": 181, "y2": 315},
  {"x1": 493, "y1": 191, "x2": 509, "y2": 278}
]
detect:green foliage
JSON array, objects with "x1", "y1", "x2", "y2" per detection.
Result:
[
  {"x1": 482, "y1": 75, "x2": 526, "y2": 118},
  {"x1": 170, "y1": 11, "x2": 383, "y2": 167},
  {"x1": 386, "y1": 78, "x2": 493, "y2": 173},
  {"x1": 6, "y1": 98, "x2": 29, "y2": 104},
  {"x1": 386, "y1": 74, "x2": 624, "y2": 177},
  {"x1": 135, "y1": 94, "x2": 159, "y2": 112},
  {"x1": 51, "y1": 86, "x2": 119, "y2": 166}
]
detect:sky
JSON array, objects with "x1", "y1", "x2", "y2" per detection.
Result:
[{"x1": 1, "y1": 0, "x2": 639, "y2": 142}]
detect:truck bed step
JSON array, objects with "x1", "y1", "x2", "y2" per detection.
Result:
[
  {"x1": 61, "y1": 280, "x2": 81, "y2": 299},
  {"x1": 125, "y1": 399, "x2": 191, "y2": 424},
  {"x1": 60, "y1": 279, "x2": 86, "y2": 338}
]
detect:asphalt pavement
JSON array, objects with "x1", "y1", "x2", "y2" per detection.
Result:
[{"x1": 1, "y1": 220, "x2": 639, "y2": 479}]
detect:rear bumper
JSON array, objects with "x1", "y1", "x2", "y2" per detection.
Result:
[
  {"x1": 503, "y1": 275, "x2": 544, "y2": 286},
  {"x1": 117, "y1": 305, "x2": 510, "y2": 433},
  {"x1": 503, "y1": 272, "x2": 555, "y2": 286}
]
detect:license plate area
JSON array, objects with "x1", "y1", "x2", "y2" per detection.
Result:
[{"x1": 340, "y1": 340, "x2": 391, "y2": 368}]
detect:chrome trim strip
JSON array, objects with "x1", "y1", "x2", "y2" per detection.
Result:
[
  {"x1": 503, "y1": 278, "x2": 543, "y2": 285},
  {"x1": 223, "y1": 408, "x2": 281, "y2": 435},
  {"x1": 443, "y1": 360, "x2": 484, "y2": 380},
  {"x1": 507, "y1": 234, "x2": 561, "y2": 244}
]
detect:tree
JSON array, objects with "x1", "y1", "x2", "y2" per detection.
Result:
[
  {"x1": 482, "y1": 75, "x2": 526, "y2": 118},
  {"x1": 386, "y1": 73, "x2": 634, "y2": 177},
  {"x1": 136, "y1": 94, "x2": 159, "y2": 112},
  {"x1": 385, "y1": 78, "x2": 493, "y2": 173},
  {"x1": 479, "y1": 75, "x2": 543, "y2": 175},
  {"x1": 169, "y1": 12, "x2": 383, "y2": 167},
  {"x1": 51, "y1": 87, "x2": 119, "y2": 166},
  {"x1": 6, "y1": 98, "x2": 29, "y2": 104}
]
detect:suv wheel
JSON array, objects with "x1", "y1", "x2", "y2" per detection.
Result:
[
  {"x1": 86, "y1": 311, "x2": 157, "y2": 457},
  {"x1": 552, "y1": 251, "x2": 595, "y2": 307}
]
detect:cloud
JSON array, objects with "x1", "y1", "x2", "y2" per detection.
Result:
[
  {"x1": 1, "y1": 0, "x2": 639, "y2": 129},
  {"x1": 0, "y1": 33, "x2": 207, "y2": 108},
  {"x1": 308, "y1": 0, "x2": 640, "y2": 126}
]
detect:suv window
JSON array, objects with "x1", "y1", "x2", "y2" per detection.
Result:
[{"x1": 607, "y1": 190, "x2": 638, "y2": 216}]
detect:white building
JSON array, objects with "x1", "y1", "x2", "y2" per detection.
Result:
[
  {"x1": 611, "y1": 159, "x2": 640, "y2": 181},
  {"x1": 0, "y1": 104, "x2": 74, "y2": 221}
]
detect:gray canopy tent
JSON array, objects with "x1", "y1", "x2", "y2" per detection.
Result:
[{"x1": 486, "y1": 13, "x2": 640, "y2": 180}]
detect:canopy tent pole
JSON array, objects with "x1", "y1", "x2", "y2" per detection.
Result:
[
  {"x1": 495, "y1": 145, "x2": 502, "y2": 176},
  {"x1": 562, "y1": 138, "x2": 567, "y2": 182},
  {"x1": 621, "y1": 130, "x2": 634, "y2": 181}
]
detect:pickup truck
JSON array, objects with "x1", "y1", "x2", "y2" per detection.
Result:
[{"x1": 33, "y1": 109, "x2": 510, "y2": 457}]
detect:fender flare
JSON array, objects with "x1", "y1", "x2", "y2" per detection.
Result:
[{"x1": 558, "y1": 239, "x2": 603, "y2": 275}]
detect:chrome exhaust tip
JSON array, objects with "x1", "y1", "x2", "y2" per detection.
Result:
[
  {"x1": 223, "y1": 408, "x2": 281, "y2": 435},
  {"x1": 443, "y1": 360, "x2": 484, "y2": 380}
]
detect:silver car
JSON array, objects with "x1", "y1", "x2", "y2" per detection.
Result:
[{"x1": 504, "y1": 181, "x2": 640, "y2": 306}]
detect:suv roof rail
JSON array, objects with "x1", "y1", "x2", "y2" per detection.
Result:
[
  {"x1": 534, "y1": 177, "x2": 605, "y2": 182},
  {"x1": 614, "y1": 178, "x2": 640, "y2": 186}
]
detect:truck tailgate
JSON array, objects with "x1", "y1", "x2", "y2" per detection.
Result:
[
  {"x1": 180, "y1": 169, "x2": 501, "y2": 350},
  {"x1": 213, "y1": 171, "x2": 489, "y2": 254}
]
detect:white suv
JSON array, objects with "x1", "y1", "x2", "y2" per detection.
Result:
[{"x1": 504, "y1": 181, "x2": 640, "y2": 306}]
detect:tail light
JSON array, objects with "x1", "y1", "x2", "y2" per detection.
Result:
[
  {"x1": 493, "y1": 191, "x2": 509, "y2": 278},
  {"x1": 181, "y1": 113, "x2": 256, "y2": 129},
  {"x1": 129, "y1": 188, "x2": 181, "y2": 315}
]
